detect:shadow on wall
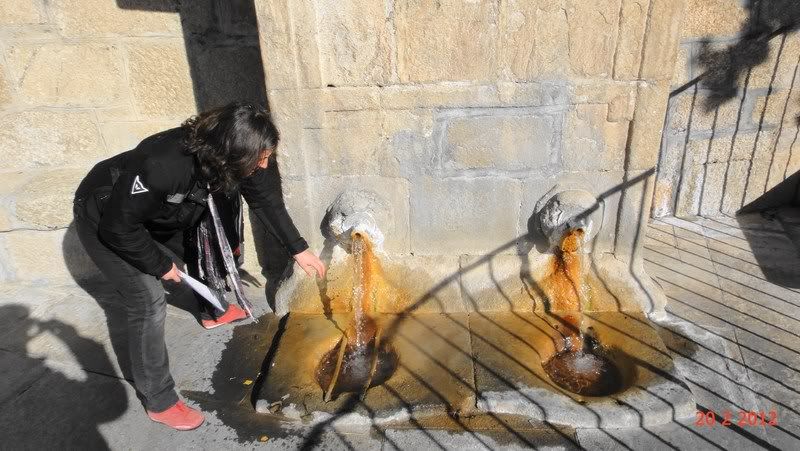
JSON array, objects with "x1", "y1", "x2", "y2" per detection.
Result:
[
  {"x1": 695, "y1": 0, "x2": 800, "y2": 111},
  {"x1": 116, "y1": 0, "x2": 267, "y2": 111},
  {"x1": 0, "y1": 304, "x2": 128, "y2": 449},
  {"x1": 660, "y1": 0, "x2": 800, "y2": 219}
]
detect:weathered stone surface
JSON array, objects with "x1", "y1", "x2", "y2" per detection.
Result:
[
  {"x1": 378, "y1": 254, "x2": 464, "y2": 313},
  {"x1": 303, "y1": 110, "x2": 397, "y2": 177},
  {"x1": 384, "y1": 109, "x2": 436, "y2": 179},
  {"x1": 4, "y1": 228, "x2": 98, "y2": 281},
  {"x1": 410, "y1": 177, "x2": 522, "y2": 255},
  {"x1": 127, "y1": 41, "x2": 196, "y2": 117},
  {"x1": 0, "y1": 68, "x2": 11, "y2": 107},
  {"x1": 14, "y1": 169, "x2": 85, "y2": 230},
  {"x1": 615, "y1": 170, "x2": 657, "y2": 258},
  {"x1": 672, "y1": 44, "x2": 691, "y2": 85},
  {"x1": 614, "y1": 0, "x2": 650, "y2": 80},
  {"x1": 395, "y1": 0, "x2": 499, "y2": 83},
  {"x1": 501, "y1": 1, "x2": 569, "y2": 79},
  {"x1": 0, "y1": 1, "x2": 45, "y2": 24},
  {"x1": 607, "y1": 93, "x2": 635, "y2": 122},
  {"x1": 0, "y1": 171, "x2": 32, "y2": 231},
  {"x1": 640, "y1": 0, "x2": 687, "y2": 81},
  {"x1": 0, "y1": 110, "x2": 104, "y2": 169},
  {"x1": 682, "y1": 0, "x2": 747, "y2": 38},
  {"x1": 5, "y1": 43, "x2": 125, "y2": 107},
  {"x1": 308, "y1": 176, "x2": 410, "y2": 254},
  {"x1": 51, "y1": 0, "x2": 182, "y2": 37},
  {"x1": 628, "y1": 81, "x2": 670, "y2": 170},
  {"x1": 314, "y1": 0, "x2": 392, "y2": 86},
  {"x1": 567, "y1": 0, "x2": 621, "y2": 77},
  {"x1": 442, "y1": 112, "x2": 559, "y2": 173},
  {"x1": 191, "y1": 44, "x2": 267, "y2": 109},
  {"x1": 669, "y1": 91, "x2": 743, "y2": 132},
  {"x1": 563, "y1": 104, "x2": 628, "y2": 171},
  {"x1": 254, "y1": 0, "x2": 300, "y2": 90},
  {"x1": 746, "y1": 37, "x2": 800, "y2": 90},
  {"x1": 752, "y1": 90, "x2": 800, "y2": 126},
  {"x1": 99, "y1": 121, "x2": 176, "y2": 154}
]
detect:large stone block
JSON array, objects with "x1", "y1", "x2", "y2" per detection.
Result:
[
  {"x1": 440, "y1": 112, "x2": 560, "y2": 173},
  {"x1": 627, "y1": 81, "x2": 671, "y2": 170},
  {"x1": 0, "y1": 171, "x2": 33, "y2": 231},
  {"x1": 0, "y1": 68, "x2": 10, "y2": 107},
  {"x1": 640, "y1": 0, "x2": 687, "y2": 81},
  {"x1": 99, "y1": 121, "x2": 178, "y2": 154},
  {"x1": 410, "y1": 177, "x2": 522, "y2": 255},
  {"x1": 613, "y1": 0, "x2": 650, "y2": 80},
  {"x1": 0, "y1": 1, "x2": 44, "y2": 24},
  {"x1": 0, "y1": 110, "x2": 104, "y2": 169},
  {"x1": 752, "y1": 90, "x2": 800, "y2": 127},
  {"x1": 567, "y1": 0, "x2": 621, "y2": 77},
  {"x1": 383, "y1": 109, "x2": 437, "y2": 179},
  {"x1": 5, "y1": 43, "x2": 125, "y2": 107},
  {"x1": 613, "y1": 171, "x2": 655, "y2": 262},
  {"x1": 682, "y1": 0, "x2": 747, "y2": 38},
  {"x1": 307, "y1": 176, "x2": 410, "y2": 254},
  {"x1": 303, "y1": 110, "x2": 398, "y2": 177},
  {"x1": 669, "y1": 91, "x2": 743, "y2": 132},
  {"x1": 672, "y1": 44, "x2": 691, "y2": 86},
  {"x1": 190, "y1": 44, "x2": 267, "y2": 110},
  {"x1": 14, "y1": 169, "x2": 86, "y2": 230},
  {"x1": 51, "y1": 0, "x2": 182, "y2": 37},
  {"x1": 395, "y1": 0, "x2": 499, "y2": 83},
  {"x1": 255, "y1": 0, "x2": 299, "y2": 90},
  {"x1": 127, "y1": 41, "x2": 196, "y2": 117},
  {"x1": 3, "y1": 228, "x2": 98, "y2": 281},
  {"x1": 313, "y1": 0, "x2": 392, "y2": 86},
  {"x1": 500, "y1": 1, "x2": 569, "y2": 79},
  {"x1": 563, "y1": 104, "x2": 628, "y2": 171}
]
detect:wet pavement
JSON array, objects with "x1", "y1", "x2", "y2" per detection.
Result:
[{"x1": 1, "y1": 209, "x2": 799, "y2": 449}]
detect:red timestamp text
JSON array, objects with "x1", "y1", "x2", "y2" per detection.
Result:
[{"x1": 695, "y1": 409, "x2": 778, "y2": 427}]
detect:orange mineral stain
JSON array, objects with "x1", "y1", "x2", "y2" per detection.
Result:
[{"x1": 542, "y1": 228, "x2": 586, "y2": 313}]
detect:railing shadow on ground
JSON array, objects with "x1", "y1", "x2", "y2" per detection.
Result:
[{"x1": 645, "y1": 215, "x2": 800, "y2": 448}]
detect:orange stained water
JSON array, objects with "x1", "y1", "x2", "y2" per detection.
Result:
[
  {"x1": 542, "y1": 228, "x2": 587, "y2": 313},
  {"x1": 347, "y1": 232, "x2": 381, "y2": 347}
]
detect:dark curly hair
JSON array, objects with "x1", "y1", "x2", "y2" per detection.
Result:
[{"x1": 182, "y1": 102, "x2": 280, "y2": 193}]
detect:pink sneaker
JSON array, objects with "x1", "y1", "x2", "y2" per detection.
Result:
[
  {"x1": 147, "y1": 400, "x2": 204, "y2": 431},
  {"x1": 202, "y1": 304, "x2": 248, "y2": 330}
]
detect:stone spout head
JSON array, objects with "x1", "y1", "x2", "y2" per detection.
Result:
[
  {"x1": 536, "y1": 189, "x2": 603, "y2": 252},
  {"x1": 322, "y1": 189, "x2": 389, "y2": 250}
]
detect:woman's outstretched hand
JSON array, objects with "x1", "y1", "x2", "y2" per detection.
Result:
[
  {"x1": 293, "y1": 249, "x2": 326, "y2": 278},
  {"x1": 161, "y1": 262, "x2": 182, "y2": 283}
]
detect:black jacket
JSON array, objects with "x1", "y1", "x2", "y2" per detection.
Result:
[{"x1": 75, "y1": 127, "x2": 308, "y2": 277}]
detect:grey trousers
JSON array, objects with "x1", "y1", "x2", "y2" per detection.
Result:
[{"x1": 73, "y1": 202, "x2": 179, "y2": 413}]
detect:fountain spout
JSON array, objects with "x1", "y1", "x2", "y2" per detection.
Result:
[{"x1": 536, "y1": 189, "x2": 603, "y2": 252}]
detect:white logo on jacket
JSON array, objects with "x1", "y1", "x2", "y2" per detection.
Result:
[{"x1": 131, "y1": 175, "x2": 149, "y2": 195}]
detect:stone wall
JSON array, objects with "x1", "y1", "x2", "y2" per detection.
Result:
[
  {"x1": 256, "y1": 0, "x2": 685, "y2": 264},
  {"x1": 654, "y1": 0, "x2": 800, "y2": 217},
  {"x1": 0, "y1": 0, "x2": 689, "y2": 284},
  {"x1": 0, "y1": 0, "x2": 265, "y2": 281}
]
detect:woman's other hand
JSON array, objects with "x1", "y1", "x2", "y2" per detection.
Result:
[
  {"x1": 161, "y1": 263, "x2": 182, "y2": 283},
  {"x1": 293, "y1": 250, "x2": 326, "y2": 278}
]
